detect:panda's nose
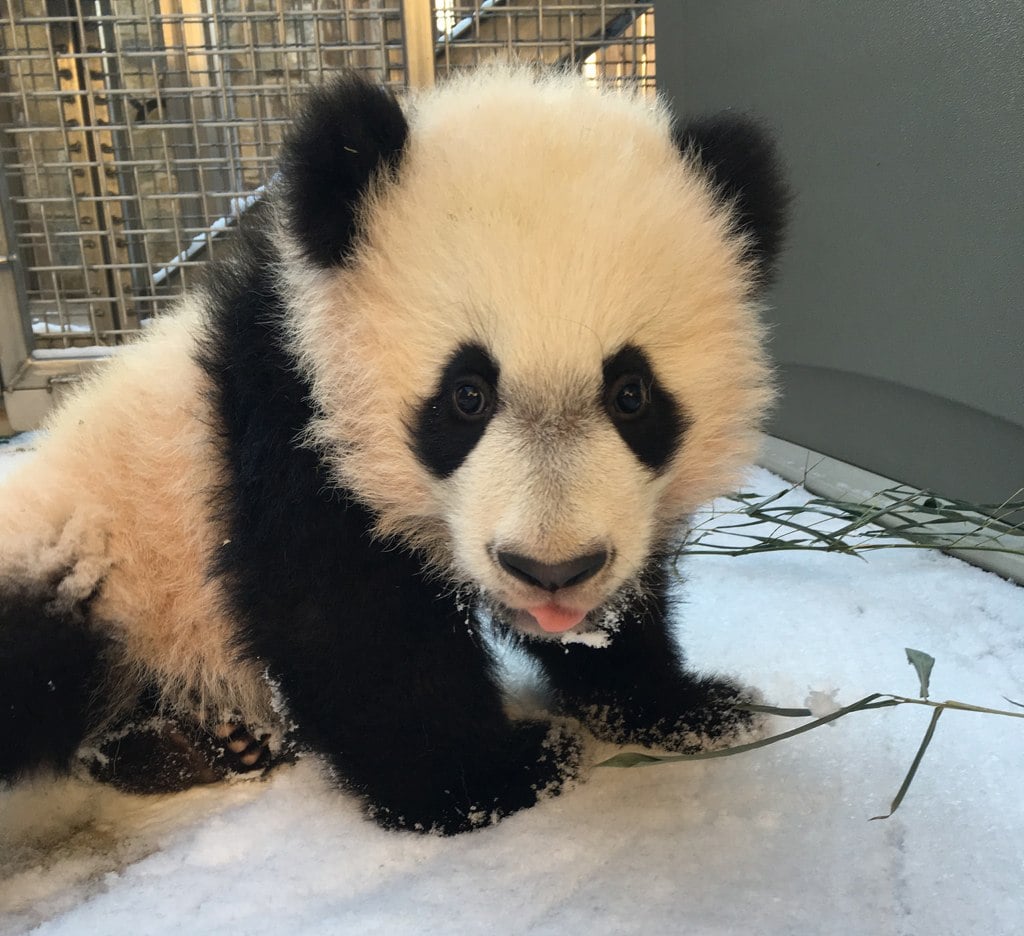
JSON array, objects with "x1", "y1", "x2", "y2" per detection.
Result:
[{"x1": 496, "y1": 549, "x2": 608, "y2": 591}]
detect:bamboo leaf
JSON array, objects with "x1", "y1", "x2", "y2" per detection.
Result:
[
  {"x1": 597, "y1": 752, "x2": 668, "y2": 768},
  {"x1": 870, "y1": 705, "x2": 944, "y2": 820},
  {"x1": 678, "y1": 483, "x2": 1023, "y2": 562},
  {"x1": 595, "y1": 694, "x2": 897, "y2": 768},
  {"x1": 741, "y1": 703, "x2": 814, "y2": 718},
  {"x1": 905, "y1": 648, "x2": 935, "y2": 699}
]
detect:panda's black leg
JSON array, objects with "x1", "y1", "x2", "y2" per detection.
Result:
[
  {"x1": 524, "y1": 572, "x2": 759, "y2": 753},
  {"x1": 0, "y1": 581, "x2": 109, "y2": 782},
  {"x1": 262, "y1": 605, "x2": 581, "y2": 835},
  {"x1": 355, "y1": 710, "x2": 582, "y2": 835},
  {"x1": 0, "y1": 577, "x2": 271, "y2": 793}
]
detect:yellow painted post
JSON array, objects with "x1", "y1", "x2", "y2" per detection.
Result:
[{"x1": 402, "y1": 0, "x2": 436, "y2": 88}]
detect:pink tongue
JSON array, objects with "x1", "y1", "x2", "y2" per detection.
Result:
[{"x1": 527, "y1": 604, "x2": 587, "y2": 633}]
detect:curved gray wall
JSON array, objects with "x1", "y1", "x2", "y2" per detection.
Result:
[{"x1": 656, "y1": 2, "x2": 1023, "y2": 505}]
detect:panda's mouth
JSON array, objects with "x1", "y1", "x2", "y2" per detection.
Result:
[
  {"x1": 496, "y1": 579, "x2": 640, "y2": 643},
  {"x1": 481, "y1": 552, "x2": 651, "y2": 643},
  {"x1": 482, "y1": 544, "x2": 621, "y2": 638},
  {"x1": 508, "y1": 605, "x2": 593, "y2": 639},
  {"x1": 520, "y1": 602, "x2": 589, "y2": 634}
]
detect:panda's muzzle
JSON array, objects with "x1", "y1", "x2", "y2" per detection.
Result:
[{"x1": 496, "y1": 549, "x2": 608, "y2": 592}]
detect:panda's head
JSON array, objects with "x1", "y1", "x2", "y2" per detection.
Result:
[{"x1": 278, "y1": 67, "x2": 787, "y2": 638}]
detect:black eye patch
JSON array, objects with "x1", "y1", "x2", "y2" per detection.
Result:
[
  {"x1": 411, "y1": 343, "x2": 500, "y2": 478},
  {"x1": 602, "y1": 345, "x2": 687, "y2": 472}
]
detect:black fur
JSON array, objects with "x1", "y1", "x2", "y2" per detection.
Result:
[
  {"x1": 412, "y1": 343, "x2": 501, "y2": 478},
  {"x1": 278, "y1": 75, "x2": 409, "y2": 268},
  {"x1": 86, "y1": 704, "x2": 274, "y2": 794},
  {"x1": 0, "y1": 584, "x2": 109, "y2": 781},
  {"x1": 601, "y1": 345, "x2": 686, "y2": 473},
  {"x1": 196, "y1": 206, "x2": 577, "y2": 835},
  {"x1": 524, "y1": 562, "x2": 756, "y2": 750},
  {"x1": 674, "y1": 114, "x2": 789, "y2": 289},
  {"x1": 0, "y1": 77, "x2": 779, "y2": 832}
]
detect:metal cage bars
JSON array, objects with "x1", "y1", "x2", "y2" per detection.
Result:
[{"x1": 0, "y1": 1, "x2": 653, "y2": 430}]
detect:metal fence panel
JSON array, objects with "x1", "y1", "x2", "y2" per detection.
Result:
[
  {"x1": 0, "y1": 0, "x2": 404, "y2": 349},
  {"x1": 0, "y1": 0, "x2": 653, "y2": 428}
]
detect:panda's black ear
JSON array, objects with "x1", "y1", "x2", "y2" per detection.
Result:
[
  {"x1": 279, "y1": 76, "x2": 409, "y2": 268},
  {"x1": 674, "y1": 114, "x2": 789, "y2": 291}
]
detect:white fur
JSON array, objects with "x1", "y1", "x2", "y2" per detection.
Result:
[
  {"x1": 0, "y1": 66, "x2": 772, "y2": 727},
  {"x1": 0, "y1": 300, "x2": 273, "y2": 724},
  {"x1": 287, "y1": 67, "x2": 772, "y2": 622}
]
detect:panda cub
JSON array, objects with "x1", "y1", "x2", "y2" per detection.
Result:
[{"x1": 0, "y1": 67, "x2": 786, "y2": 834}]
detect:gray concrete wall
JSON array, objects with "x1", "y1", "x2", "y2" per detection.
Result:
[{"x1": 656, "y1": 2, "x2": 1023, "y2": 506}]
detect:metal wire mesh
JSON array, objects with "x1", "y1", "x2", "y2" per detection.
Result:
[
  {"x1": 0, "y1": 0, "x2": 405, "y2": 347},
  {"x1": 434, "y1": 2, "x2": 654, "y2": 90},
  {"x1": 0, "y1": 1, "x2": 653, "y2": 352}
]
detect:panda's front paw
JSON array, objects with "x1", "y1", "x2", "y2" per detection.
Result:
[
  {"x1": 366, "y1": 721, "x2": 583, "y2": 835},
  {"x1": 572, "y1": 677, "x2": 768, "y2": 755},
  {"x1": 653, "y1": 681, "x2": 769, "y2": 754}
]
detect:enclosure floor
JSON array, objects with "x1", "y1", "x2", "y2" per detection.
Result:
[{"x1": 1, "y1": 437, "x2": 1022, "y2": 936}]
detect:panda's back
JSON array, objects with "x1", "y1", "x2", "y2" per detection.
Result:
[{"x1": 0, "y1": 299, "x2": 271, "y2": 722}]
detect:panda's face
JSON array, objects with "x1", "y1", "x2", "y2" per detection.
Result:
[
  {"x1": 284, "y1": 70, "x2": 777, "y2": 638},
  {"x1": 408, "y1": 339, "x2": 683, "y2": 634}
]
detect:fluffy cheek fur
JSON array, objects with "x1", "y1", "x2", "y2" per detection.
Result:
[
  {"x1": 283, "y1": 258, "x2": 453, "y2": 554},
  {"x1": 439, "y1": 420, "x2": 665, "y2": 612}
]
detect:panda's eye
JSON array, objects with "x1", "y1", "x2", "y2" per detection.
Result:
[
  {"x1": 608, "y1": 374, "x2": 649, "y2": 419},
  {"x1": 452, "y1": 376, "x2": 493, "y2": 420}
]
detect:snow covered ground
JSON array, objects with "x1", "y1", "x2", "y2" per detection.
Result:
[{"x1": 1, "y1": 436, "x2": 1021, "y2": 936}]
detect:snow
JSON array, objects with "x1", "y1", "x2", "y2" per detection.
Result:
[{"x1": 1, "y1": 439, "x2": 1022, "y2": 936}]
